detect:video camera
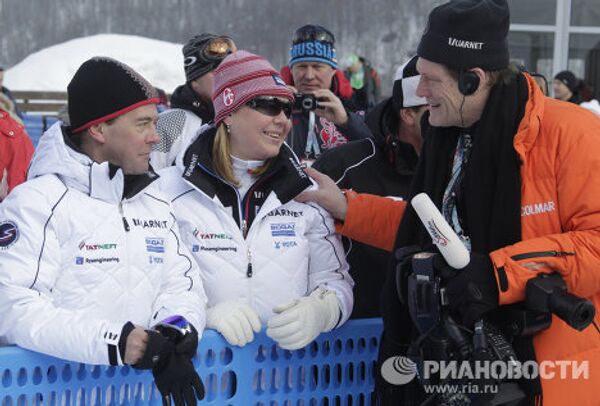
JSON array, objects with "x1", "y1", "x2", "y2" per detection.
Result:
[{"x1": 396, "y1": 194, "x2": 596, "y2": 405}]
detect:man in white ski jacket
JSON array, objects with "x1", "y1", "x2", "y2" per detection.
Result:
[{"x1": 0, "y1": 57, "x2": 206, "y2": 405}]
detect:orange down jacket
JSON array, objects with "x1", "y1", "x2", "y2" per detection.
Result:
[{"x1": 336, "y1": 75, "x2": 600, "y2": 405}]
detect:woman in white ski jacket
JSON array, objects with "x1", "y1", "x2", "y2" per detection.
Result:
[{"x1": 160, "y1": 50, "x2": 353, "y2": 350}]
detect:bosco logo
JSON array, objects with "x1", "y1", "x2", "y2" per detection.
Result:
[{"x1": 0, "y1": 221, "x2": 19, "y2": 249}]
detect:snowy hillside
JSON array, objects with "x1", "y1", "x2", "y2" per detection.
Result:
[{"x1": 4, "y1": 34, "x2": 185, "y2": 93}]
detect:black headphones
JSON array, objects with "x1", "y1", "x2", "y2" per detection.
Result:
[{"x1": 458, "y1": 69, "x2": 480, "y2": 96}]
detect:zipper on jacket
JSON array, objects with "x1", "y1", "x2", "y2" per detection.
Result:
[
  {"x1": 510, "y1": 251, "x2": 575, "y2": 261},
  {"x1": 246, "y1": 247, "x2": 253, "y2": 277},
  {"x1": 196, "y1": 162, "x2": 245, "y2": 238},
  {"x1": 241, "y1": 175, "x2": 271, "y2": 239},
  {"x1": 118, "y1": 202, "x2": 130, "y2": 232}
]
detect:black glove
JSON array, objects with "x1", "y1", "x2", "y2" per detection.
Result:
[
  {"x1": 153, "y1": 353, "x2": 205, "y2": 406},
  {"x1": 437, "y1": 252, "x2": 499, "y2": 328},
  {"x1": 155, "y1": 322, "x2": 198, "y2": 360},
  {"x1": 118, "y1": 322, "x2": 174, "y2": 370}
]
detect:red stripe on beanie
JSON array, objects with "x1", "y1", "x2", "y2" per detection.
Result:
[
  {"x1": 212, "y1": 69, "x2": 279, "y2": 102},
  {"x1": 71, "y1": 98, "x2": 160, "y2": 134}
]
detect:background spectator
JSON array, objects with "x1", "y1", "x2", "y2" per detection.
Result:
[
  {"x1": 280, "y1": 24, "x2": 372, "y2": 164},
  {"x1": 0, "y1": 66, "x2": 24, "y2": 120},
  {"x1": 344, "y1": 53, "x2": 381, "y2": 110},
  {"x1": 151, "y1": 34, "x2": 236, "y2": 170},
  {"x1": 0, "y1": 108, "x2": 33, "y2": 200}
]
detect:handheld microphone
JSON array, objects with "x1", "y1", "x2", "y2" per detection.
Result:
[{"x1": 411, "y1": 193, "x2": 470, "y2": 269}]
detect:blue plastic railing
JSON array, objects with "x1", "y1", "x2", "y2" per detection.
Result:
[
  {"x1": 22, "y1": 114, "x2": 58, "y2": 147},
  {"x1": 0, "y1": 318, "x2": 382, "y2": 405}
]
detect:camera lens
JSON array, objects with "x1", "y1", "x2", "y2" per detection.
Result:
[{"x1": 302, "y1": 97, "x2": 314, "y2": 110}]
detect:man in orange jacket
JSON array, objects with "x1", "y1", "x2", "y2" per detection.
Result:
[
  {"x1": 0, "y1": 108, "x2": 33, "y2": 201},
  {"x1": 299, "y1": 0, "x2": 600, "y2": 404}
]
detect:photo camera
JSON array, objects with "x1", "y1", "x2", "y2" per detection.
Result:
[{"x1": 293, "y1": 93, "x2": 319, "y2": 111}]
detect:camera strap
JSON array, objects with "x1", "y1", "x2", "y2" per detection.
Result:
[{"x1": 305, "y1": 111, "x2": 321, "y2": 158}]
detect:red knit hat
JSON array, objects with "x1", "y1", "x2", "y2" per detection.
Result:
[{"x1": 212, "y1": 50, "x2": 294, "y2": 125}]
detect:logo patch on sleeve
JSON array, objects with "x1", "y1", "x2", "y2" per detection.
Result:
[{"x1": 0, "y1": 221, "x2": 19, "y2": 249}]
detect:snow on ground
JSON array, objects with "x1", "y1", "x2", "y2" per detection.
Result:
[{"x1": 4, "y1": 34, "x2": 185, "y2": 93}]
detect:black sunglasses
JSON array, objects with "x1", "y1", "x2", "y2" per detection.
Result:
[
  {"x1": 292, "y1": 25, "x2": 335, "y2": 45},
  {"x1": 246, "y1": 97, "x2": 292, "y2": 118}
]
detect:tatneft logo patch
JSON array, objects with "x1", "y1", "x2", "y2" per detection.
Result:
[
  {"x1": 271, "y1": 223, "x2": 296, "y2": 237},
  {"x1": 521, "y1": 201, "x2": 556, "y2": 217},
  {"x1": 193, "y1": 228, "x2": 233, "y2": 240},
  {"x1": 78, "y1": 241, "x2": 118, "y2": 251},
  {"x1": 0, "y1": 221, "x2": 19, "y2": 249}
]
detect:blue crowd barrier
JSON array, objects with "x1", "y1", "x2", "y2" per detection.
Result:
[
  {"x1": 0, "y1": 318, "x2": 382, "y2": 405},
  {"x1": 21, "y1": 114, "x2": 59, "y2": 147}
]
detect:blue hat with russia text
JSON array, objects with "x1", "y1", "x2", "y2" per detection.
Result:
[{"x1": 289, "y1": 24, "x2": 337, "y2": 69}]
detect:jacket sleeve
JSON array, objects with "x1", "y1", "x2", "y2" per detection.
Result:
[
  {"x1": 6, "y1": 130, "x2": 34, "y2": 193},
  {"x1": 0, "y1": 183, "x2": 127, "y2": 366},
  {"x1": 338, "y1": 110, "x2": 373, "y2": 141},
  {"x1": 305, "y1": 203, "x2": 354, "y2": 327},
  {"x1": 490, "y1": 127, "x2": 600, "y2": 304},
  {"x1": 335, "y1": 191, "x2": 406, "y2": 252},
  {"x1": 151, "y1": 216, "x2": 207, "y2": 333},
  {"x1": 0, "y1": 114, "x2": 34, "y2": 198},
  {"x1": 151, "y1": 109, "x2": 203, "y2": 170}
]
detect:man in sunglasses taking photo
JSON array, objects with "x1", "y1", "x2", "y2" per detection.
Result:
[
  {"x1": 280, "y1": 24, "x2": 372, "y2": 164},
  {"x1": 151, "y1": 33, "x2": 237, "y2": 170}
]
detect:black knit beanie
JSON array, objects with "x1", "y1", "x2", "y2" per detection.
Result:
[
  {"x1": 417, "y1": 0, "x2": 510, "y2": 70},
  {"x1": 183, "y1": 33, "x2": 234, "y2": 82},
  {"x1": 554, "y1": 70, "x2": 578, "y2": 92},
  {"x1": 68, "y1": 57, "x2": 158, "y2": 133}
]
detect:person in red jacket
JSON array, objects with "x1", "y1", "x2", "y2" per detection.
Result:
[{"x1": 0, "y1": 108, "x2": 33, "y2": 201}]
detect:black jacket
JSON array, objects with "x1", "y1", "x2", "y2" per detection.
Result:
[
  {"x1": 170, "y1": 83, "x2": 214, "y2": 123},
  {"x1": 312, "y1": 97, "x2": 419, "y2": 318}
]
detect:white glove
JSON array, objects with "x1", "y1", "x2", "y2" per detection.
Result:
[
  {"x1": 266, "y1": 288, "x2": 340, "y2": 350},
  {"x1": 206, "y1": 300, "x2": 262, "y2": 347}
]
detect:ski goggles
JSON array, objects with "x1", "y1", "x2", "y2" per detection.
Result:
[
  {"x1": 246, "y1": 96, "x2": 293, "y2": 119},
  {"x1": 292, "y1": 25, "x2": 335, "y2": 45},
  {"x1": 202, "y1": 36, "x2": 236, "y2": 62}
]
